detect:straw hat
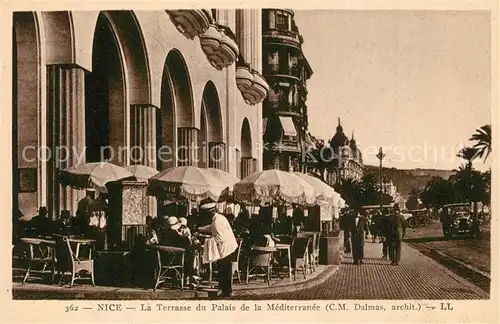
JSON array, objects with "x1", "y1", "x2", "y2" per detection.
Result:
[
  {"x1": 178, "y1": 217, "x2": 188, "y2": 227},
  {"x1": 166, "y1": 216, "x2": 181, "y2": 230},
  {"x1": 200, "y1": 202, "x2": 216, "y2": 212}
]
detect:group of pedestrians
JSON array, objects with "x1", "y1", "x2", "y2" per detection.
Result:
[{"x1": 340, "y1": 205, "x2": 407, "y2": 266}]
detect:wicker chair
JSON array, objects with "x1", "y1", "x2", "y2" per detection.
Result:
[
  {"x1": 231, "y1": 238, "x2": 244, "y2": 284},
  {"x1": 152, "y1": 245, "x2": 185, "y2": 291},
  {"x1": 246, "y1": 246, "x2": 276, "y2": 286},
  {"x1": 292, "y1": 236, "x2": 311, "y2": 280}
]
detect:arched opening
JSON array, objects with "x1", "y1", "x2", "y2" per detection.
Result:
[
  {"x1": 240, "y1": 118, "x2": 255, "y2": 178},
  {"x1": 13, "y1": 12, "x2": 41, "y2": 218},
  {"x1": 85, "y1": 13, "x2": 123, "y2": 163},
  {"x1": 201, "y1": 81, "x2": 224, "y2": 170},
  {"x1": 241, "y1": 118, "x2": 252, "y2": 158},
  {"x1": 86, "y1": 11, "x2": 151, "y2": 165},
  {"x1": 159, "y1": 50, "x2": 194, "y2": 169}
]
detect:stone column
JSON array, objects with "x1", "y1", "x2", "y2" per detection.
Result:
[
  {"x1": 46, "y1": 64, "x2": 86, "y2": 219},
  {"x1": 209, "y1": 142, "x2": 227, "y2": 171},
  {"x1": 130, "y1": 104, "x2": 158, "y2": 217},
  {"x1": 241, "y1": 157, "x2": 256, "y2": 178},
  {"x1": 177, "y1": 127, "x2": 198, "y2": 166},
  {"x1": 130, "y1": 104, "x2": 157, "y2": 168}
]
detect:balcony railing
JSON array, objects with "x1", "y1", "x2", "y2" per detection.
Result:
[
  {"x1": 270, "y1": 139, "x2": 300, "y2": 152},
  {"x1": 263, "y1": 29, "x2": 303, "y2": 47},
  {"x1": 264, "y1": 64, "x2": 301, "y2": 79}
]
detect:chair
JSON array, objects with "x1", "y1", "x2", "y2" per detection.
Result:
[
  {"x1": 307, "y1": 234, "x2": 317, "y2": 273},
  {"x1": 231, "y1": 238, "x2": 243, "y2": 284},
  {"x1": 246, "y1": 246, "x2": 276, "y2": 286},
  {"x1": 21, "y1": 240, "x2": 56, "y2": 284},
  {"x1": 313, "y1": 233, "x2": 320, "y2": 267},
  {"x1": 152, "y1": 245, "x2": 185, "y2": 291},
  {"x1": 56, "y1": 236, "x2": 95, "y2": 287},
  {"x1": 292, "y1": 236, "x2": 311, "y2": 280}
]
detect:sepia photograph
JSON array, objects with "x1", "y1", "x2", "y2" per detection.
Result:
[{"x1": 5, "y1": 2, "x2": 497, "y2": 317}]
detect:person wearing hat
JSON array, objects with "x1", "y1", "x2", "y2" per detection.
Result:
[
  {"x1": 28, "y1": 206, "x2": 50, "y2": 236},
  {"x1": 388, "y1": 204, "x2": 406, "y2": 265},
  {"x1": 159, "y1": 216, "x2": 197, "y2": 287},
  {"x1": 198, "y1": 202, "x2": 238, "y2": 298},
  {"x1": 76, "y1": 188, "x2": 97, "y2": 235},
  {"x1": 178, "y1": 217, "x2": 192, "y2": 242},
  {"x1": 348, "y1": 208, "x2": 370, "y2": 265}
]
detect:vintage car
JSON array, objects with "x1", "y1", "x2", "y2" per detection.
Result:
[
  {"x1": 406, "y1": 208, "x2": 431, "y2": 228},
  {"x1": 441, "y1": 203, "x2": 479, "y2": 238}
]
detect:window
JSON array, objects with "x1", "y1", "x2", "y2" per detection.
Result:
[
  {"x1": 267, "y1": 51, "x2": 279, "y2": 72},
  {"x1": 275, "y1": 12, "x2": 289, "y2": 30}
]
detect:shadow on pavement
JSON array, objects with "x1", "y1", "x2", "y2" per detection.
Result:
[{"x1": 404, "y1": 236, "x2": 457, "y2": 244}]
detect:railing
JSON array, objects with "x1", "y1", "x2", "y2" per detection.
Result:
[
  {"x1": 264, "y1": 64, "x2": 301, "y2": 79},
  {"x1": 264, "y1": 28, "x2": 302, "y2": 45}
]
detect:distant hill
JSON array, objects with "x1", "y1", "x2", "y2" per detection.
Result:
[{"x1": 363, "y1": 165, "x2": 455, "y2": 199}]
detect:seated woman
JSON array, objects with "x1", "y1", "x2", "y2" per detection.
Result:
[
  {"x1": 178, "y1": 217, "x2": 192, "y2": 242},
  {"x1": 159, "y1": 217, "x2": 198, "y2": 287},
  {"x1": 250, "y1": 209, "x2": 280, "y2": 247},
  {"x1": 233, "y1": 205, "x2": 251, "y2": 238}
]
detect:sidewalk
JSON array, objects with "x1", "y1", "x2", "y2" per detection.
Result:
[
  {"x1": 12, "y1": 262, "x2": 340, "y2": 300},
  {"x1": 235, "y1": 240, "x2": 490, "y2": 300}
]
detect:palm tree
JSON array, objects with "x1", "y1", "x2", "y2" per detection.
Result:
[
  {"x1": 470, "y1": 124, "x2": 491, "y2": 162},
  {"x1": 457, "y1": 147, "x2": 478, "y2": 170}
]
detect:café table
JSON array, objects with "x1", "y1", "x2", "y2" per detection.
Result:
[{"x1": 19, "y1": 237, "x2": 57, "y2": 283}]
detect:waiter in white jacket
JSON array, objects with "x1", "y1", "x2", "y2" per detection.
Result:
[{"x1": 198, "y1": 202, "x2": 238, "y2": 298}]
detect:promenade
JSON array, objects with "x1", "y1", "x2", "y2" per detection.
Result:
[
  {"x1": 13, "y1": 236, "x2": 489, "y2": 300},
  {"x1": 236, "y1": 239, "x2": 489, "y2": 300}
]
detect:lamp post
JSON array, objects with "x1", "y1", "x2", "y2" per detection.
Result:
[{"x1": 376, "y1": 147, "x2": 386, "y2": 214}]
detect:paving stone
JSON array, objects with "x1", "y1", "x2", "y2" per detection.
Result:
[{"x1": 235, "y1": 241, "x2": 489, "y2": 300}]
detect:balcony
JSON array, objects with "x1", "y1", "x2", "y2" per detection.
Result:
[
  {"x1": 240, "y1": 69, "x2": 269, "y2": 106},
  {"x1": 166, "y1": 10, "x2": 213, "y2": 39},
  {"x1": 263, "y1": 29, "x2": 303, "y2": 49},
  {"x1": 199, "y1": 24, "x2": 239, "y2": 70},
  {"x1": 263, "y1": 64, "x2": 301, "y2": 81},
  {"x1": 269, "y1": 139, "x2": 300, "y2": 153},
  {"x1": 235, "y1": 63, "x2": 253, "y2": 93}
]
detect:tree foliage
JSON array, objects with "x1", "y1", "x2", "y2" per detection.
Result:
[{"x1": 470, "y1": 124, "x2": 491, "y2": 162}]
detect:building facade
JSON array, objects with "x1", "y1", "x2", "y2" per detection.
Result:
[
  {"x1": 325, "y1": 119, "x2": 364, "y2": 186},
  {"x1": 261, "y1": 9, "x2": 313, "y2": 172},
  {"x1": 13, "y1": 9, "x2": 268, "y2": 219},
  {"x1": 376, "y1": 180, "x2": 398, "y2": 200}
]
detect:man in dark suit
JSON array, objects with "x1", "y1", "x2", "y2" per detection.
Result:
[
  {"x1": 389, "y1": 205, "x2": 406, "y2": 266},
  {"x1": 349, "y1": 209, "x2": 370, "y2": 265}
]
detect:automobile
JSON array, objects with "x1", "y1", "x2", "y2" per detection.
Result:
[
  {"x1": 406, "y1": 208, "x2": 431, "y2": 228},
  {"x1": 441, "y1": 203, "x2": 480, "y2": 238}
]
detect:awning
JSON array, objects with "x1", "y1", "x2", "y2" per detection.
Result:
[
  {"x1": 278, "y1": 116, "x2": 297, "y2": 137},
  {"x1": 263, "y1": 118, "x2": 268, "y2": 135}
]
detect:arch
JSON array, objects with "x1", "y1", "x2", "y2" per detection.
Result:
[
  {"x1": 157, "y1": 49, "x2": 195, "y2": 169},
  {"x1": 100, "y1": 11, "x2": 151, "y2": 105},
  {"x1": 165, "y1": 49, "x2": 195, "y2": 128},
  {"x1": 241, "y1": 118, "x2": 253, "y2": 158},
  {"x1": 85, "y1": 12, "x2": 126, "y2": 164},
  {"x1": 202, "y1": 81, "x2": 223, "y2": 143},
  {"x1": 14, "y1": 11, "x2": 43, "y2": 217}
]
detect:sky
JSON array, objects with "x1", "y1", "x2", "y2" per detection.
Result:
[{"x1": 294, "y1": 10, "x2": 492, "y2": 171}]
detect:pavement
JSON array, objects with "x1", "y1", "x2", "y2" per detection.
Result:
[
  {"x1": 234, "y1": 239, "x2": 490, "y2": 300},
  {"x1": 12, "y1": 260, "x2": 339, "y2": 300},
  {"x1": 12, "y1": 235, "x2": 489, "y2": 300}
]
